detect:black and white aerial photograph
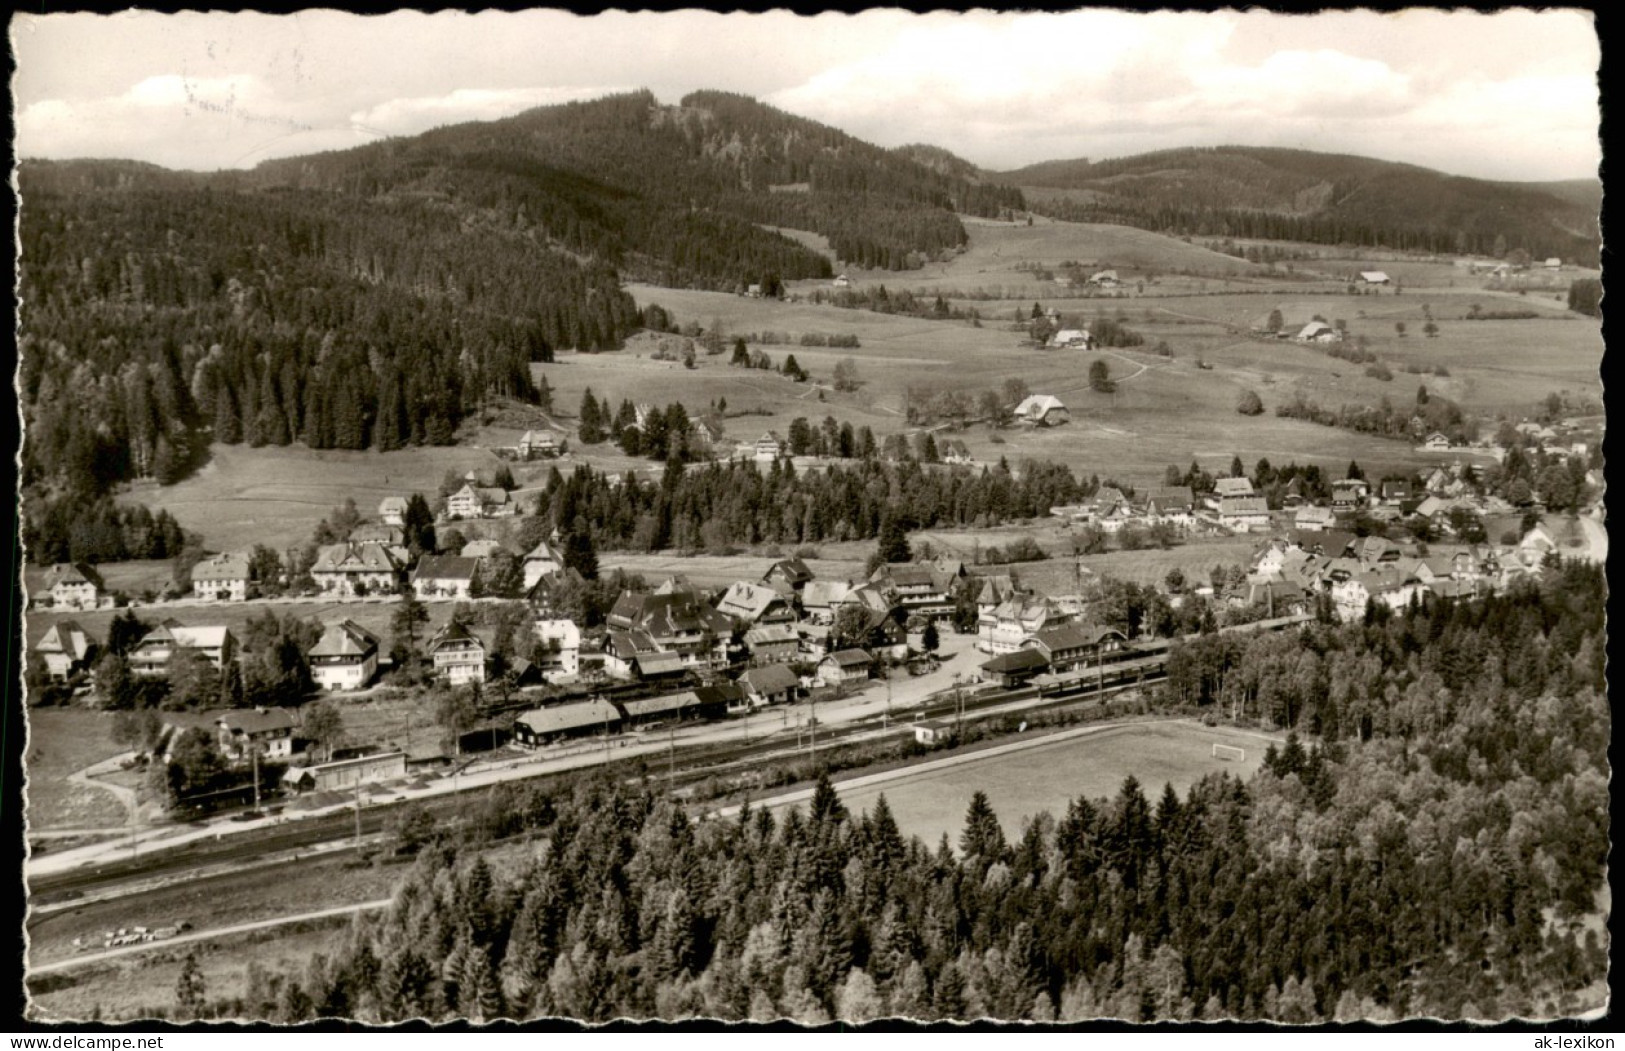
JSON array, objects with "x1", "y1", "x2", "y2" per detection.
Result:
[{"x1": 12, "y1": 8, "x2": 1607, "y2": 1027}]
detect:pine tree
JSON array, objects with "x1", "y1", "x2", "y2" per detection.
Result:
[
  {"x1": 176, "y1": 949, "x2": 207, "y2": 1020},
  {"x1": 579, "y1": 389, "x2": 604, "y2": 444}
]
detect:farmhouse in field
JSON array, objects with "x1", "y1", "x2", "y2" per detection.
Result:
[
  {"x1": 754, "y1": 433, "x2": 785, "y2": 462},
  {"x1": 36, "y1": 621, "x2": 99, "y2": 682},
  {"x1": 43, "y1": 563, "x2": 104, "y2": 611},
  {"x1": 941, "y1": 439, "x2": 973, "y2": 465},
  {"x1": 1296, "y1": 320, "x2": 1338, "y2": 342},
  {"x1": 191, "y1": 553, "x2": 252, "y2": 602},
  {"x1": 378, "y1": 497, "x2": 410, "y2": 527},
  {"x1": 1014, "y1": 394, "x2": 1069, "y2": 426},
  {"x1": 832, "y1": 274, "x2": 851, "y2": 288},
  {"x1": 1358, "y1": 271, "x2": 1391, "y2": 285},
  {"x1": 308, "y1": 620, "x2": 380, "y2": 692},
  {"x1": 1049, "y1": 328, "x2": 1094, "y2": 350},
  {"x1": 517, "y1": 429, "x2": 563, "y2": 460},
  {"x1": 1088, "y1": 269, "x2": 1120, "y2": 287},
  {"x1": 762, "y1": 557, "x2": 815, "y2": 596}
]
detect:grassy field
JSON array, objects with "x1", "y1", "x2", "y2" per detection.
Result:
[
  {"x1": 28, "y1": 922, "x2": 350, "y2": 1022},
  {"x1": 23, "y1": 710, "x2": 130, "y2": 831},
  {"x1": 116, "y1": 443, "x2": 510, "y2": 557},
  {"x1": 822, "y1": 721, "x2": 1272, "y2": 848},
  {"x1": 80, "y1": 216, "x2": 1598, "y2": 560}
]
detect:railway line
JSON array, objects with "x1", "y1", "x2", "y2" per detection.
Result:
[{"x1": 28, "y1": 614, "x2": 1309, "y2": 919}]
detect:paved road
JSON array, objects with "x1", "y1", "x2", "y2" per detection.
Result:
[{"x1": 29, "y1": 898, "x2": 393, "y2": 975}]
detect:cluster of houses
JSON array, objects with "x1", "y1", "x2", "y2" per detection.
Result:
[
  {"x1": 1051, "y1": 478, "x2": 1266, "y2": 534},
  {"x1": 1241, "y1": 521, "x2": 1580, "y2": 622}
]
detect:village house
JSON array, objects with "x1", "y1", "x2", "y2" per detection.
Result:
[
  {"x1": 1240, "y1": 580, "x2": 1310, "y2": 617},
  {"x1": 1088, "y1": 269, "x2": 1120, "y2": 287},
  {"x1": 1022, "y1": 622, "x2": 1127, "y2": 674},
  {"x1": 36, "y1": 621, "x2": 98, "y2": 682},
  {"x1": 513, "y1": 699, "x2": 623, "y2": 748},
  {"x1": 312, "y1": 542, "x2": 402, "y2": 598},
  {"x1": 762, "y1": 557, "x2": 815, "y2": 596},
  {"x1": 308, "y1": 620, "x2": 380, "y2": 692},
  {"x1": 798, "y1": 580, "x2": 852, "y2": 626},
  {"x1": 1378, "y1": 479, "x2": 1412, "y2": 507},
  {"x1": 1358, "y1": 271, "x2": 1391, "y2": 285},
  {"x1": 532, "y1": 618, "x2": 581, "y2": 681},
  {"x1": 218, "y1": 708, "x2": 298, "y2": 762},
  {"x1": 1218, "y1": 495, "x2": 1271, "y2": 533},
  {"x1": 1293, "y1": 505, "x2": 1337, "y2": 532},
  {"x1": 517, "y1": 429, "x2": 563, "y2": 460},
  {"x1": 1214, "y1": 477, "x2": 1255, "y2": 499},
  {"x1": 428, "y1": 621, "x2": 488, "y2": 685},
  {"x1": 941, "y1": 439, "x2": 974, "y2": 465},
  {"x1": 715, "y1": 581, "x2": 796, "y2": 629},
  {"x1": 1142, "y1": 487, "x2": 1195, "y2": 530},
  {"x1": 870, "y1": 563, "x2": 954, "y2": 620},
  {"x1": 754, "y1": 433, "x2": 786, "y2": 462},
  {"x1": 527, "y1": 567, "x2": 586, "y2": 618},
  {"x1": 44, "y1": 563, "x2": 104, "y2": 611},
  {"x1": 743, "y1": 623, "x2": 800, "y2": 664},
  {"x1": 191, "y1": 553, "x2": 253, "y2": 602},
  {"x1": 1424, "y1": 432, "x2": 1452, "y2": 452},
  {"x1": 832, "y1": 274, "x2": 851, "y2": 288},
  {"x1": 1014, "y1": 395, "x2": 1069, "y2": 426},
  {"x1": 446, "y1": 484, "x2": 514, "y2": 520},
  {"x1": 738, "y1": 663, "x2": 801, "y2": 707},
  {"x1": 412, "y1": 555, "x2": 482, "y2": 600},
  {"x1": 129, "y1": 621, "x2": 238, "y2": 677},
  {"x1": 1331, "y1": 479, "x2": 1370, "y2": 512},
  {"x1": 519, "y1": 541, "x2": 566, "y2": 590},
  {"x1": 980, "y1": 595, "x2": 1068, "y2": 655},
  {"x1": 1296, "y1": 320, "x2": 1338, "y2": 343},
  {"x1": 1331, "y1": 566, "x2": 1426, "y2": 622},
  {"x1": 378, "y1": 497, "x2": 410, "y2": 527},
  {"x1": 817, "y1": 648, "x2": 875, "y2": 687},
  {"x1": 289, "y1": 751, "x2": 407, "y2": 794},
  {"x1": 349, "y1": 524, "x2": 411, "y2": 565},
  {"x1": 914, "y1": 720, "x2": 953, "y2": 746},
  {"x1": 608, "y1": 591, "x2": 733, "y2": 670},
  {"x1": 1049, "y1": 328, "x2": 1094, "y2": 350}
]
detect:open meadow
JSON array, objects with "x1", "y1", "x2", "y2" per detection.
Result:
[
  {"x1": 24, "y1": 709, "x2": 130, "y2": 831},
  {"x1": 85, "y1": 214, "x2": 1598, "y2": 566},
  {"x1": 808, "y1": 720, "x2": 1274, "y2": 847}
]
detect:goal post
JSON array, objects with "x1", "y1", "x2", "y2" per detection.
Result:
[{"x1": 1211, "y1": 743, "x2": 1246, "y2": 763}]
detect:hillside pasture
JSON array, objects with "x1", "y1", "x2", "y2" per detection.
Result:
[
  {"x1": 118, "y1": 444, "x2": 507, "y2": 558},
  {"x1": 24, "y1": 709, "x2": 130, "y2": 831}
]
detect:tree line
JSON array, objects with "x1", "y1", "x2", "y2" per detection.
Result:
[{"x1": 176, "y1": 564, "x2": 1605, "y2": 1024}]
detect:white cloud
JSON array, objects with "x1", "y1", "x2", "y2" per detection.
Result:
[{"x1": 349, "y1": 85, "x2": 631, "y2": 138}]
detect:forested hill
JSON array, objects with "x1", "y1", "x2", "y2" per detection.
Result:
[
  {"x1": 247, "y1": 89, "x2": 1024, "y2": 277},
  {"x1": 997, "y1": 146, "x2": 1600, "y2": 266},
  {"x1": 16, "y1": 90, "x2": 1022, "y2": 513}
]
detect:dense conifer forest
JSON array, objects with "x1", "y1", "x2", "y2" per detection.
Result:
[
  {"x1": 1005, "y1": 147, "x2": 1600, "y2": 266},
  {"x1": 186, "y1": 564, "x2": 1604, "y2": 1024}
]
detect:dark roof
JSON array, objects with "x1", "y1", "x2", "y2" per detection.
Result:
[
  {"x1": 764, "y1": 558, "x2": 815, "y2": 585},
  {"x1": 825, "y1": 648, "x2": 874, "y2": 668},
  {"x1": 309, "y1": 619, "x2": 380, "y2": 658},
  {"x1": 413, "y1": 555, "x2": 481, "y2": 582},
  {"x1": 517, "y1": 700, "x2": 621, "y2": 736},
  {"x1": 740, "y1": 665, "x2": 800, "y2": 693},
  {"x1": 1028, "y1": 622, "x2": 1125, "y2": 652},
  {"x1": 981, "y1": 649, "x2": 1049, "y2": 674},
  {"x1": 428, "y1": 620, "x2": 484, "y2": 652}
]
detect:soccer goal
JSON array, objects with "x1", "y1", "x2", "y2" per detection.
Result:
[{"x1": 1211, "y1": 743, "x2": 1246, "y2": 763}]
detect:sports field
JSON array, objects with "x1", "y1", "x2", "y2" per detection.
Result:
[{"x1": 829, "y1": 721, "x2": 1273, "y2": 848}]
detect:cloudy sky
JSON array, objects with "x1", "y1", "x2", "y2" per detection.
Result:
[{"x1": 11, "y1": 9, "x2": 1601, "y2": 182}]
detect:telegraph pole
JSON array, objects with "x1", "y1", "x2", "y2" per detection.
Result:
[
  {"x1": 251, "y1": 743, "x2": 261, "y2": 814},
  {"x1": 354, "y1": 781, "x2": 363, "y2": 852}
]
